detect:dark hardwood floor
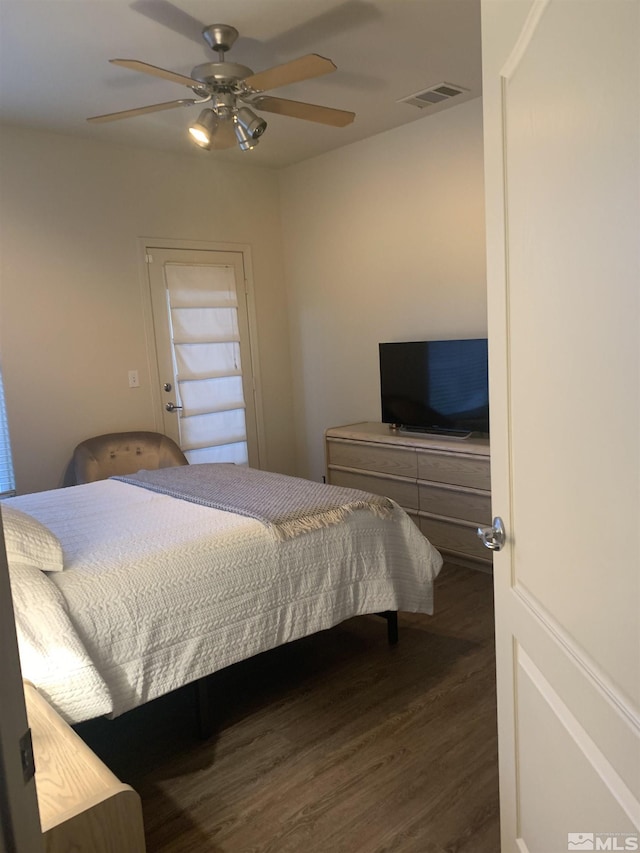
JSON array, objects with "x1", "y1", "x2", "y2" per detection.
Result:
[{"x1": 77, "y1": 563, "x2": 499, "y2": 852}]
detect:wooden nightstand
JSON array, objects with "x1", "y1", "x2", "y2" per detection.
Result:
[{"x1": 24, "y1": 682, "x2": 146, "y2": 852}]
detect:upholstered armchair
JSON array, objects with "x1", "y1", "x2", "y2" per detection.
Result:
[{"x1": 71, "y1": 431, "x2": 188, "y2": 485}]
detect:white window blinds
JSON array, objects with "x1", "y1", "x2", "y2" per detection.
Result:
[
  {"x1": 165, "y1": 263, "x2": 249, "y2": 466},
  {"x1": 0, "y1": 367, "x2": 15, "y2": 496}
]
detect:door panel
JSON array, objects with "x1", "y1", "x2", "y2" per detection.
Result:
[
  {"x1": 146, "y1": 247, "x2": 261, "y2": 468},
  {"x1": 516, "y1": 648, "x2": 637, "y2": 848},
  {"x1": 482, "y1": 1, "x2": 640, "y2": 850},
  {"x1": 504, "y1": 0, "x2": 639, "y2": 702}
]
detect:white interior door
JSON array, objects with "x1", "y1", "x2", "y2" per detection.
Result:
[
  {"x1": 482, "y1": 2, "x2": 640, "y2": 851},
  {"x1": 146, "y1": 246, "x2": 262, "y2": 468}
]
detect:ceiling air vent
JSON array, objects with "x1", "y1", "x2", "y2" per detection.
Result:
[{"x1": 398, "y1": 82, "x2": 468, "y2": 110}]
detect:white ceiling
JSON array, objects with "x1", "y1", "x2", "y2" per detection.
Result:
[{"x1": 0, "y1": 0, "x2": 481, "y2": 170}]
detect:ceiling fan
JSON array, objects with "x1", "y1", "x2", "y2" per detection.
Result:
[{"x1": 87, "y1": 23, "x2": 355, "y2": 151}]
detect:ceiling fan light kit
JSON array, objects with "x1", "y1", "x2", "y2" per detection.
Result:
[
  {"x1": 234, "y1": 121, "x2": 257, "y2": 152},
  {"x1": 87, "y1": 23, "x2": 355, "y2": 153},
  {"x1": 188, "y1": 108, "x2": 219, "y2": 148},
  {"x1": 236, "y1": 107, "x2": 267, "y2": 141}
]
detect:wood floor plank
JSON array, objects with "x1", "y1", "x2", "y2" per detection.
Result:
[{"x1": 76, "y1": 563, "x2": 499, "y2": 852}]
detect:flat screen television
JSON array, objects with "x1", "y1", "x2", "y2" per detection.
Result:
[{"x1": 379, "y1": 338, "x2": 489, "y2": 437}]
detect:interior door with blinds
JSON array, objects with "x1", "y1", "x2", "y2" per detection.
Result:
[{"x1": 146, "y1": 247, "x2": 261, "y2": 468}]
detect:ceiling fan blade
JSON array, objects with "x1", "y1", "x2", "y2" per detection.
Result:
[
  {"x1": 243, "y1": 54, "x2": 336, "y2": 93},
  {"x1": 130, "y1": 0, "x2": 206, "y2": 45},
  {"x1": 110, "y1": 59, "x2": 198, "y2": 89},
  {"x1": 87, "y1": 99, "x2": 195, "y2": 123},
  {"x1": 251, "y1": 95, "x2": 355, "y2": 127}
]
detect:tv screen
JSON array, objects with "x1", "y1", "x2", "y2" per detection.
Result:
[{"x1": 379, "y1": 339, "x2": 489, "y2": 437}]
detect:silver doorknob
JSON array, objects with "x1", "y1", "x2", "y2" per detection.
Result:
[
  {"x1": 477, "y1": 517, "x2": 506, "y2": 551},
  {"x1": 165, "y1": 402, "x2": 183, "y2": 412}
]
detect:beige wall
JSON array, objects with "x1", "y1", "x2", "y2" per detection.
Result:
[
  {"x1": 0, "y1": 126, "x2": 294, "y2": 494},
  {"x1": 278, "y1": 98, "x2": 487, "y2": 480},
  {"x1": 0, "y1": 99, "x2": 486, "y2": 493}
]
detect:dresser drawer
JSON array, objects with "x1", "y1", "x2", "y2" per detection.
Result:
[
  {"x1": 418, "y1": 483, "x2": 491, "y2": 524},
  {"x1": 419, "y1": 516, "x2": 491, "y2": 563},
  {"x1": 328, "y1": 468, "x2": 419, "y2": 510},
  {"x1": 417, "y1": 450, "x2": 491, "y2": 490},
  {"x1": 327, "y1": 439, "x2": 417, "y2": 478},
  {"x1": 325, "y1": 424, "x2": 492, "y2": 572}
]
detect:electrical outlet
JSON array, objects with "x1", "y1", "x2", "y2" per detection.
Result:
[{"x1": 128, "y1": 370, "x2": 140, "y2": 388}]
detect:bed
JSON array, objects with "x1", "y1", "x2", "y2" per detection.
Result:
[{"x1": 2, "y1": 463, "x2": 443, "y2": 726}]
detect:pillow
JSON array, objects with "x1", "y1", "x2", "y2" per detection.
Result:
[{"x1": 1, "y1": 504, "x2": 65, "y2": 573}]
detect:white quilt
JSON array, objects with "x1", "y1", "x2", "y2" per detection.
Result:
[{"x1": 6, "y1": 479, "x2": 443, "y2": 725}]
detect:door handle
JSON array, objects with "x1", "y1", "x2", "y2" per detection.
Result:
[
  {"x1": 477, "y1": 516, "x2": 506, "y2": 551},
  {"x1": 165, "y1": 402, "x2": 183, "y2": 412}
]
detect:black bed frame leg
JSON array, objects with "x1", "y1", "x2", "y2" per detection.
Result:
[
  {"x1": 195, "y1": 676, "x2": 215, "y2": 740},
  {"x1": 379, "y1": 610, "x2": 398, "y2": 645}
]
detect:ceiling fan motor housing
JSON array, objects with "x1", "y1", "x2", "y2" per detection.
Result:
[{"x1": 191, "y1": 62, "x2": 254, "y2": 89}]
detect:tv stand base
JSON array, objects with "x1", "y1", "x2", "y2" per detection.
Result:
[{"x1": 397, "y1": 426, "x2": 473, "y2": 440}]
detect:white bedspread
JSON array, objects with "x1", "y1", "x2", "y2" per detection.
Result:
[{"x1": 6, "y1": 479, "x2": 443, "y2": 724}]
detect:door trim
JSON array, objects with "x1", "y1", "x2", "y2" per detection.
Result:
[{"x1": 138, "y1": 237, "x2": 266, "y2": 467}]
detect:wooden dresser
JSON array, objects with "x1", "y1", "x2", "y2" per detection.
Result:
[
  {"x1": 24, "y1": 682, "x2": 146, "y2": 852},
  {"x1": 325, "y1": 421, "x2": 492, "y2": 571}
]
